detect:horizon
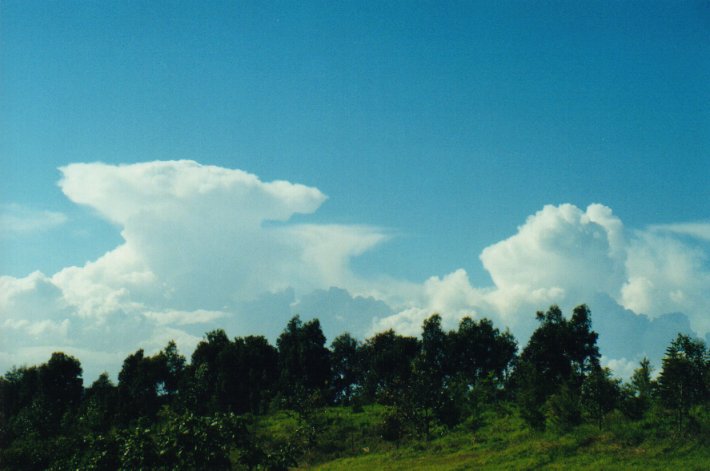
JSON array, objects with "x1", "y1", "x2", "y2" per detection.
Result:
[{"x1": 1, "y1": 1, "x2": 709, "y2": 382}]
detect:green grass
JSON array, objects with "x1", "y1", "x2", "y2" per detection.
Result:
[{"x1": 249, "y1": 405, "x2": 709, "y2": 470}]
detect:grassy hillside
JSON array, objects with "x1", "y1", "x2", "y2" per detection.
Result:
[{"x1": 252, "y1": 405, "x2": 709, "y2": 470}]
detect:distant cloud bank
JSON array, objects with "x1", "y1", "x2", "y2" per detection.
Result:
[{"x1": 1, "y1": 161, "x2": 707, "y2": 381}]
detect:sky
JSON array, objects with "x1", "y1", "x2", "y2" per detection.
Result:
[{"x1": 1, "y1": 1, "x2": 709, "y2": 382}]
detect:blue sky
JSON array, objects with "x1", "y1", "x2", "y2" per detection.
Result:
[{"x1": 1, "y1": 1, "x2": 709, "y2": 380}]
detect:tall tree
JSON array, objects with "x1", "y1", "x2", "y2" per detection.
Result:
[
  {"x1": 155, "y1": 340, "x2": 186, "y2": 401},
  {"x1": 449, "y1": 316, "x2": 517, "y2": 388},
  {"x1": 621, "y1": 357, "x2": 655, "y2": 420},
  {"x1": 189, "y1": 330, "x2": 232, "y2": 414},
  {"x1": 37, "y1": 352, "x2": 83, "y2": 435},
  {"x1": 657, "y1": 333, "x2": 708, "y2": 431},
  {"x1": 81, "y1": 372, "x2": 118, "y2": 433},
  {"x1": 361, "y1": 329, "x2": 420, "y2": 403},
  {"x1": 408, "y1": 315, "x2": 449, "y2": 440},
  {"x1": 216, "y1": 335, "x2": 278, "y2": 414},
  {"x1": 581, "y1": 366, "x2": 620, "y2": 429},
  {"x1": 117, "y1": 345, "x2": 180, "y2": 423},
  {"x1": 330, "y1": 333, "x2": 362, "y2": 405},
  {"x1": 513, "y1": 305, "x2": 600, "y2": 429},
  {"x1": 277, "y1": 316, "x2": 331, "y2": 400}
]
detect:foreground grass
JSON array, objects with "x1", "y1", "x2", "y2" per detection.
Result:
[{"x1": 252, "y1": 405, "x2": 709, "y2": 470}]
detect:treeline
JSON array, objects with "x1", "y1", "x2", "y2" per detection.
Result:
[{"x1": 0, "y1": 305, "x2": 708, "y2": 470}]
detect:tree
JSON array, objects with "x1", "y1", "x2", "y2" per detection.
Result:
[
  {"x1": 581, "y1": 366, "x2": 620, "y2": 429},
  {"x1": 80, "y1": 372, "x2": 118, "y2": 433},
  {"x1": 188, "y1": 330, "x2": 232, "y2": 414},
  {"x1": 361, "y1": 329, "x2": 420, "y2": 403},
  {"x1": 330, "y1": 333, "x2": 362, "y2": 405},
  {"x1": 155, "y1": 340, "x2": 186, "y2": 401},
  {"x1": 621, "y1": 357, "x2": 654, "y2": 420},
  {"x1": 407, "y1": 315, "x2": 449, "y2": 440},
  {"x1": 236, "y1": 335, "x2": 279, "y2": 413},
  {"x1": 277, "y1": 316, "x2": 331, "y2": 401},
  {"x1": 117, "y1": 345, "x2": 180, "y2": 423},
  {"x1": 215, "y1": 335, "x2": 278, "y2": 414},
  {"x1": 513, "y1": 305, "x2": 600, "y2": 429},
  {"x1": 449, "y1": 316, "x2": 517, "y2": 390},
  {"x1": 546, "y1": 381, "x2": 582, "y2": 432},
  {"x1": 0, "y1": 366, "x2": 40, "y2": 439},
  {"x1": 38, "y1": 352, "x2": 83, "y2": 433},
  {"x1": 657, "y1": 333, "x2": 708, "y2": 431},
  {"x1": 154, "y1": 410, "x2": 247, "y2": 470}
]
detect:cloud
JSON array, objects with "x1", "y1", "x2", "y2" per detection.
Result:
[
  {"x1": 375, "y1": 203, "x2": 709, "y2": 375},
  {"x1": 56, "y1": 161, "x2": 385, "y2": 308},
  {"x1": 1, "y1": 161, "x2": 388, "y2": 380},
  {"x1": 294, "y1": 287, "x2": 394, "y2": 340},
  {"x1": 649, "y1": 222, "x2": 710, "y2": 242},
  {"x1": 0, "y1": 204, "x2": 67, "y2": 236},
  {"x1": 602, "y1": 357, "x2": 637, "y2": 380},
  {"x1": 479, "y1": 204, "x2": 625, "y2": 318},
  {"x1": 1, "y1": 162, "x2": 708, "y2": 382},
  {"x1": 621, "y1": 231, "x2": 710, "y2": 333}
]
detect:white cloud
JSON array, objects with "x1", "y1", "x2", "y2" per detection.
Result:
[
  {"x1": 56, "y1": 161, "x2": 384, "y2": 307},
  {"x1": 602, "y1": 356, "x2": 638, "y2": 380},
  {"x1": 143, "y1": 309, "x2": 226, "y2": 326},
  {"x1": 0, "y1": 204, "x2": 67, "y2": 236},
  {"x1": 1, "y1": 162, "x2": 708, "y2": 382},
  {"x1": 649, "y1": 222, "x2": 710, "y2": 242},
  {"x1": 622, "y1": 232, "x2": 710, "y2": 333},
  {"x1": 1, "y1": 161, "x2": 388, "y2": 380},
  {"x1": 377, "y1": 203, "x2": 709, "y2": 351},
  {"x1": 480, "y1": 204, "x2": 625, "y2": 312}
]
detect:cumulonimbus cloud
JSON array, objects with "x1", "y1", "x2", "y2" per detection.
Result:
[
  {"x1": 0, "y1": 161, "x2": 708, "y2": 381},
  {"x1": 2, "y1": 161, "x2": 388, "y2": 380}
]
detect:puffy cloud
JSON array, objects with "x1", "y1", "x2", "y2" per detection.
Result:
[
  {"x1": 1, "y1": 161, "x2": 388, "y2": 380},
  {"x1": 376, "y1": 203, "x2": 709, "y2": 376},
  {"x1": 375, "y1": 203, "x2": 629, "y2": 338},
  {"x1": 480, "y1": 204, "x2": 625, "y2": 317},
  {"x1": 56, "y1": 161, "x2": 384, "y2": 308},
  {"x1": 59, "y1": 160, "x2": 326, "y2": 225},
  {"x1": 1, "y1": 161, "x2": 708, "y2": 383},
  {"x1": 0, "y1": 204, "x2": 67, "y2": 236},
  {"x1": 602, "y1": 357, "x2": 638, "y2": 380},
  {"x1": 622, "y1": 232, "x2": 710, "y2": 333},
  {"x1": 371, "y1": 270, "x2": 489, "y2": 337}
]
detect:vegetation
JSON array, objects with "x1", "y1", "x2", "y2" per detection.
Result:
[{"x1": 1, "y1": 306, "x2": 708, "y2": 470}]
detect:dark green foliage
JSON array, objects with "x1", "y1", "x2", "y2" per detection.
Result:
[
  {"x1": 1, "y1": 353, "x2": 83, "y2": 442},
  {"x1": 330, "y1": 332, "x2": 362, "y2": 404},
  {"x1": 546, "y1": 381, "x2": 582, "y2": 432},
  {"x1": 1, "y1": 305, "x2": 707, "y2": 469},
  {"x1": 620, "y1": 357, "x2": 655, "y2": 420},
  {"x1": 188, "y1": 329, "x2": 231, "y2": 414},
  {"x1": 379, "y1": 409, "x2": 405, "y2": 442},
  {"x1": 449, "y1": 316, "x2": 517, "y2": 388},
  {"x1": 183, "y1": 331, "x2": 278, "y2": 416},
  {"x1": 513, "y1": 305, "x2": 600, "y2": 430},
  {"x1": 657, "y1": 333, "x2": 709, "y2": 432},
  {"x1": 154, "y1": 410, "x2": 246, "y2": 470},
  {"x1": 79, "y1": 372, "x2": 118, "y2": 433},
  {"x1": 581, "y1": 366, "x2": 620, "y2": 429},
  {"x1": 117, "y1": 348, "x2": 168, "y2": 423},
  {"x1": 156, "y1": 340, "x2": 186, "y2": 400},
  {"x1": 277, "y1": 316, "x2": 331, "y2": 400},
  {"x1": 232, "y1": 335, "x2": 279, "y2": 414},
  {"x1": 361, "y1": 329, "x2": 420, "y2": 402},
  {"x1": 38, "y1": 352, "x2": 83, "y2": 427}
]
